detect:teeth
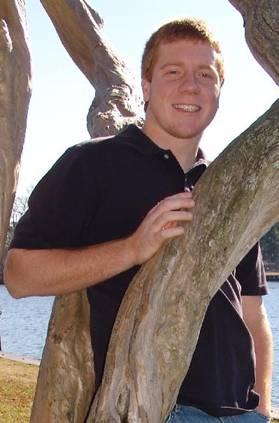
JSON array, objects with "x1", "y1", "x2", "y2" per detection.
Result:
[{"x1": 173, "y1": 104, "x2": 200, "y2": 112}]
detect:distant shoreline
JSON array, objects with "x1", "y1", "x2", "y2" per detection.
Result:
[
  {"x1": 0, "y1": 351, "x2": 40, "y2": 366},
  {"x1": 266, "y1": 272, "x2": 279, "y2": 282}
]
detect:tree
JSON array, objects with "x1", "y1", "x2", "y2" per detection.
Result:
[
  {"x1": 0, "y1": 0, "x2": 31, "y2": 267},
  {"x1": 1, "y1": 1, "x2": 278, "y2": 422},
  {"x1": 5, "y1": 188, "x2": 32, "y2": 247}
]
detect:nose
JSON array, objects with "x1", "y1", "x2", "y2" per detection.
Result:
[{"x1": 179, "y1": 72, "x2": 199, "y2": 94}]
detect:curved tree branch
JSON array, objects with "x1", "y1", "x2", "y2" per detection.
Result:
[
  {"x1": 31, "y1": 0, "x2": 279, "y2": 421},
  {"x1": 228, "y1": 0, "x2": 279, "y2": 84},
  {"x1": 88, "y1": 100, "x2": 279, "y2": 422},
  {"x1": 0, "y1": 0, "x2": 31, "y2": 265},
  {"x1": 31, "y1": 1, "x2": 143, "y2": 421},
  {"x1": 40, "y1": 0, "x2": 143, "y2": 137}
]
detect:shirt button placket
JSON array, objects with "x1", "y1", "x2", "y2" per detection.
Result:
[{"x1": 184, "y1": 176, "x2": 189, "y2": 192}]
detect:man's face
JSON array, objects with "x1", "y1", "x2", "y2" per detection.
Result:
[{"x1": 142, "y1": 39, "x2": 221, "y2": 144}]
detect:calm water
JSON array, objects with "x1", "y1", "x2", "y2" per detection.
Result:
[{"x1": 0, "y1": 283, "x2": 278, "y2": 406}]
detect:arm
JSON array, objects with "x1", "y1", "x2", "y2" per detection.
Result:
[
  {"x1": 242, "y1": 295, "x2": 273, "y2": 418},
  {"x1": 4, "y1": 192, "x2": 194, "y2": 298}
]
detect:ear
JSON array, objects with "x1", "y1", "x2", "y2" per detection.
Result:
[{"x1": 141, "y1": 79, "x2": 151, "y2": 102}]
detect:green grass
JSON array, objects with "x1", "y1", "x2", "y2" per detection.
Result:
[
  {"x1": 0, "y1": 357, "x2": 278, "y2": 422},
  {"x1": 0, "y1": 358, "x2": 38, "y2": 423}
]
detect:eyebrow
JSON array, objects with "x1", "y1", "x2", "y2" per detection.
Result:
[
  {"x1": 159, "y1": 63, "x2": 217, "y2": 72},
  {"x1": 159, "y1": 62, "x2": 184, "y2": 70}
]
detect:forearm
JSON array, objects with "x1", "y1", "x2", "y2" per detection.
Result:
[
  {"x1": 253, "y1": 313, "x2": 273, "y2": 415},
  {"x1": 242, "y1": 296, "x2": 273, "y2": 416},
  {"x1": 4, "y1": 237, "x2": 137, "y2": 298},
  {"x1": 5, "y1": 192, "x2": 194, "y2": 299}
]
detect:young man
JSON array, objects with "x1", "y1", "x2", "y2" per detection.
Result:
[{"x1": 4, "y1": 19, "x2": 273, "y2": 422}]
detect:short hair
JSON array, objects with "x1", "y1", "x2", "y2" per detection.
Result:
[{"x1": 141, "y1": 18, "x2": 224, "y2": 84}]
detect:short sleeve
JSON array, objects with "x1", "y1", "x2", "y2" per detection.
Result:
[
  {"x1": 235, "y1": 243, "x2": 268, "y2": 296},
  {"x1": 10, "y1": 145, "x2": 98, "y2": 249}
]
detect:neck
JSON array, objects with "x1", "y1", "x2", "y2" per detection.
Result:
[
  {"x1": 171, "y1": 139, "x2": 201, "y2": 172},
  {"x1": 142, "y1": 123, "x2": 201, "y2": 172}
]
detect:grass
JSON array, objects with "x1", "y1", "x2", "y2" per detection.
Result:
[
  {"x1": 0, "y1": 357, "x2": 38, "y2": 422},
  {"x1": 0, "y1": 356, "x2": 278, "y2": 422}
]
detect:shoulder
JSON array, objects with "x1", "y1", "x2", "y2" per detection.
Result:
[
  {"x1": 42, "y1": 124, "x2": 142, "y2": 184},
  {"x1": 235, "y1": 243, "x2": 268, "y2": 296},
  {"x1": 66, "y1": 129, "x2": 135, "y2": 162}
]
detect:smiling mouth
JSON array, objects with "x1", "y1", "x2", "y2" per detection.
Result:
[{"x1": 173, "y1": 104, "x2": 201, "y2": 112}]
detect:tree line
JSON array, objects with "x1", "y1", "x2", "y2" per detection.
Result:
[{"x1": 261, "y1": 223, "x2": 279, "y2": 272}]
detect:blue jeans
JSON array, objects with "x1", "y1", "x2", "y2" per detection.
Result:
[{"x1": 165, "y1": 405, "x2": 271, "y2": 423}]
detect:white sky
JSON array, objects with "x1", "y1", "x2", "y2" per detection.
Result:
[{"x1": 17, "y1": 0, "x2": 278, "y2": 195}]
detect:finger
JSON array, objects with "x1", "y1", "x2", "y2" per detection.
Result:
[
  {"x1": 159, "y1": 196, "x2": 195, "y2": 212},
  {"x1": 147, "y1": 192, "x2": 193, "y2": 214},
  {"x1": 165, "y1": 191, "x2": 193, "y2": 200},
  {"x1": 148, "y1": 198, "x2": 195, "y2": 223},
  {"x1": 162, "y1": 221, "x2": 177, "y2": 230},
  {"x1": 154, "y1": 210, "x2": 193, "y2": 231},
  {"x1": 160, "y1": 225, "x2": 185, "y2": 239}
]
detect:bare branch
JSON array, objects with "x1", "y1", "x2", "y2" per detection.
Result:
[
  {"x1": 31, "y1": 2, "x2": 279, "y2": 421},
  {"x1": 0, "y1": 0, "x2": 31, "y2": 263},
  {"x1": 88, "y1": 100, "x2": 279, "y2": 422},
  {"x1": 228, "y1": 0, "x2": 279, "y2": 84},
  {"x1": 40, "y1": 0, "x2": 143, "y2": 136}
]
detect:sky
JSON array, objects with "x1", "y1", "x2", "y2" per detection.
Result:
[{"x1": 16, "y1": 0, "x2": 278, "y2": 196}]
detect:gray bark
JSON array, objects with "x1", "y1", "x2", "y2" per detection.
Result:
[
  {"x1": 30, "y1": 0, "x2": 278, "y2": 422},
  {"x1": 31, "y1": 1, "x2": 142, "y2": 421},
  {"x1": 228, "y1": 0, "x2": 279, "y2": 84},
  {"x1": 40, "y1": 0, "x2": 143, "y2": 137},
  {"x1": 88, "y1": 99, "x2": 279, "y2": 422},
  {"x1": 31, "y1": 291, "x2": 95, "y2": 423},
  {"x1": 0, "y1": 0, "x2": 31, "y2": 265}
]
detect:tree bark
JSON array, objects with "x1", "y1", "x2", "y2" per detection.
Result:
[
  {"x1": 88, "y1": 99, "x2": 279, "y2": 422},
  {"x1": 30, "y1": 291, "x2": 95, "y2": 423},
  {"x1": 228, "y1": 0, "x2": 279, "y2": 84},
  {"x1": 0, "y1": 0, "x2": 31, "y2": 266},
  {"x1": 31, "y1": 0, "x2": 279, "y2": 422},
  {"x1": 40, "y1": 0, "x2": 143, "y2": 137},
  {"x1": 31, "y1": 1, "x2": 142, "y2": 421}
]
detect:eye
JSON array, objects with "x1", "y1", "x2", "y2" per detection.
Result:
[
  {"x1": 199, "y1": 70, "x2": 212, "y2": 79},
  {"x1": 197, "y1": 69, "x2": 217, "y2": 83},
  {"x1": 163, "y1": 67, "x2": 182, "y2": 78},
  {"x1": 167, "y1": 69, "x2": 179, "y2": 74}
]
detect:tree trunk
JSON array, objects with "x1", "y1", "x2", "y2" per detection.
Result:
[
  {"x1": 31, "y1": 1, "x2": 142, "y2": 421},
  {"x1": 0, "y1": 0, "x2": 31, "y2": 267},
  {"x1": 31, "y1": 291, "x2": 95, "y2": 423},
  {"x1": 31, "y1": 0, "x2": 278, "y2": 422},
  {"x1": 88, "y1": 99, "x2": 279, "y2": 422}
]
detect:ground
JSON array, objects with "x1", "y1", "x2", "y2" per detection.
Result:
[
  {"x1": 0, "y1": 355, "x2": 278, "y2": 422},
  {"x1": 0, "y1": 357, "x2": 38, "y2": 422}
]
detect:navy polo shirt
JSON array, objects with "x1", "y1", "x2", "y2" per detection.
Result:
[{"x1": 10, "y1": 124, "x2": 268, "y2": 416}]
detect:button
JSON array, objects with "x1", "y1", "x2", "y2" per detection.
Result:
[{"x1": 163, "y1": 153, "x2": 169, "y2": 159}]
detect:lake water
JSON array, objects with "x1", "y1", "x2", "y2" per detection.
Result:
[{"x1": 0, "y1": 283, "x2": 278, "y2": 406}]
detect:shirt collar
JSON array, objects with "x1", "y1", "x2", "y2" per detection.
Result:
[
  {"x1": 118, "y1": 124, "x2": 164, "y2": 156},
  {"x1": 119, "y1": 124, "x2": 208, "y2": 167}
]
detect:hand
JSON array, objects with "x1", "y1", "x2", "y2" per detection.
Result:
[
  {"x1": 128, "y1": 192, "x2": 194, "y2": 265},
  {"x1": 256, "y1": 407, "x2": 272, "y2": 419}
]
